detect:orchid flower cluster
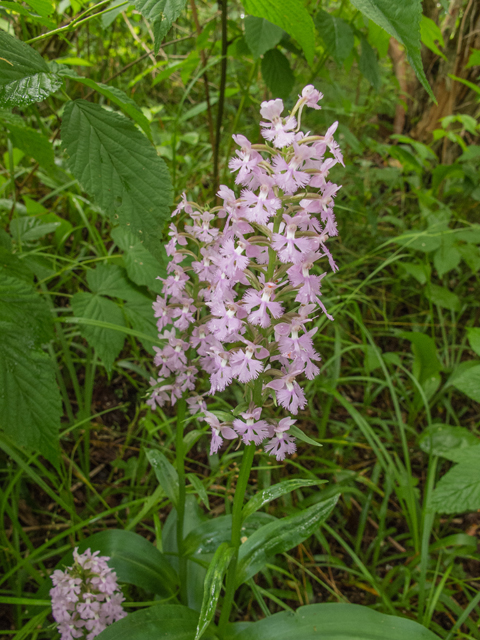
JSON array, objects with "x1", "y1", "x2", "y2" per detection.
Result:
[
  {"x1": 148, "y1": 85, "x2": 343, "y2": 461},
  {"x1": 50, "y1": 548, "x2": 126, "y2": 640}
]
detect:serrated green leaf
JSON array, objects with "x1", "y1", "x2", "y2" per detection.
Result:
[
  {"x1": 95, "y1": 605, "x2": 197, "y2": 640},
  {"x1": 242, "y1": 0, "x2": 315, "y2": 66},
  {"x1": 467, "y1": 328, "x2": 480, "y2": 357},
  {"x1": 86, "y1": 263, "x2": 145, "y2": 302},
  {"x1": 260, "y1": 48, "x2": 294, "y2": 100},
  {"x1": 244, "y1": 16, "x2": 284, "y2": 59},
  {"x1": 243, "y1": 478, "x2": 324, "y2": 520},
  {"x1": 195, "y1": 542, "x2": 233, "y2": 640},
  {"x1": 459, "y1": 243, "x2": 480, "y2": 272},
  {"x1": 432, "y1": 462, "x2": 480, "y2": 514},
  {"x1": 419, "y1": 424, "x2": 480, "y2": 460},
  {"x1": 236, "y1": 496, "x2": 338, "y2": 586},
  {"x1": 227, "y1": 603, "x2": 441, "y2": 640},
  {"x1": 131, "y1": 0, "x2": 187, "y2": 52},
  {"x1": 450, "y1": 364, "x2": 480, "y2": 403},
  {"x1": 349, "y1": 0, "x2": 434, "y2": 101},
  {"x1": 315, "y1": 10, "x2": 354, "y2": 66},
  {"x1": 123, "y1": 298, "x2": 158, "y2": 354},
  {"x1": 24, "y1": 0, "x2": 54, "y2": 16},
  {"x1": 0, "y1": 325, "x2": 61, "y2": 465},
  {"x1": 0, "y1": 274, "x2": 52, "y2": 344},
  {"x1": 71, "y1": 292, "x2": 126, "y2": 371},
  {"x1": 426, "y1": 284, "x2": 461, "y2": 312},
  {"x1": 359, "y1": 36, "x2": 381, "y2": 90},
  {"x1": 64, "y1": 76, "x2": 152, "y2": 140},
  {"x1": 0, "y1": 247, "x2": 33, "y2": 282},
  {"x1": 111, "y1": 226, "x2": 165, "y2": 292},
  {"x1": 146, "y1": 449, "x2": 179, "y2": 505},
  {"x1": 61, "y1": 100, "x2": 172, "y2": 246},
  {"x1": 0, "y1": 31, "x2": 62, "y2": 107}
]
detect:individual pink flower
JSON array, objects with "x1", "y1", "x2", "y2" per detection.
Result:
[
  {"x1": 264, "y1": 417, "x2": 297, "y2": 460},
  {"x1": 260, "y1": 99, "x2": 297, "y2": 148},
  {"x1": 299, "y1": 85, "x2": 323, "y2": 109},
  {"x1": 233, "y1": 407, "x2": 270, "y2": 444},
  {"x1": 204, "y1": 412, "x2": 237, "y2": 454},
  {"x1": 242, "y1": 281, "x2": 284, "y2": 328},
  {"x1": 229, "y1": 134, "x2": 262, "y2": 184},
  {"x1": 230, "y1": 340, "x2": 269, "y2": 383},
  {"x1": 271, "y1": 215, "x2": 316, "y2": 264},
  {"x1": 241, "y1": 172, "x2": 281, "y2": 224},
  {"x1": 266, "y1": 369, "x2": 307, "y2": 414}
]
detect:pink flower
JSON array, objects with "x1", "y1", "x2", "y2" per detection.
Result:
[
  {"x1": 266, "y1": 369, "x2": 306, "y2": 414},
  {"x1": 271, "y1": 215, "x2": 316, "y2": 264},
  {"x1": 299, "y1": 85, "x2": 323, "y2": 109},
  {"x1": 204, "y1": 412, "x2": 237, "y2": 454},
  {"x1": 229, "y1": 134, "x2": 262, "y2": 184},
  {"x1": 241, "y1": 172, "x2": 281, "y2": 224},
  {"x1": 242, "y1": 281, "x2": 284, "y2": 328},
  {"x1": 264, "y1": 417, "x2": 297, "y2": 460},
  {"x1": 260, "y1": 99, "x2": 297, "y2": 148},
  {"x1": 230, "y1": 340, "x2": 269, "y2": 383},
  {"x1": 233, "y1": 407, "x2": 270, "y2": 444}
]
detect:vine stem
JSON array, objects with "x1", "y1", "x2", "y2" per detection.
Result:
[
  {"x1": 217, "y1": 442, "x2": 256, "y2": 636},
  {"x1": 175, "y1": 396, "x2": 188, "y2": 605}
]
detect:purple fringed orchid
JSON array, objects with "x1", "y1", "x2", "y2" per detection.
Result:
[{"x1": 148, "y1": 86, "x2": 342, "y2": 460}]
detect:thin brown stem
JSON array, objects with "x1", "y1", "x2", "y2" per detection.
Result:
[{"x1": 190, "y1": 0, "x2": 215, "y2": 150}]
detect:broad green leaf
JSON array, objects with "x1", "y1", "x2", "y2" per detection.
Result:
[
  {"x1": 0, "y1": 247, "x2": 33, "y2": 283},
  {"x1": 236, "y1": 496, "x2": 338, "y2": 586},
  {"x1": 420, "y1": 15, "x2": 446, "y2": 61},
  {"x1": 123, "y1": 298, "x2": 158, "y2": 354},
  {"x1": 364, "y1": 344, "x2": 383, "y2": 373},
  {"x1": 244, "y1": 16, "x2": 284, "y2": 59},
  {"x1": 187, "y1": 472, "x2": 210, "y2": 510},
  {"x1": 242, "y1": 0, "x2": 316, "y2": 66},
  {"x1": 467, "y1": 328, "x2": 480, "y2": 357},
  {"x1": 0, "y1": 119, "x2": 54, "y2": 169},
  {"x1": 183, "y1": 513, "x2": 276, "y2": 557},
  {"x1": 459, "y1": 243, "x2": 480, "y2": 272},
  {"x1": 102, "y1": 0, "x2": 128, "y2": 28},
  {"x1": 419, "y1": 424, "x2": 480, "y2": 461},
  {"x1": 393, "y1": 230, "x2": 441, "y2": 252},
  {"x1": 111, "y1": 226, "x2": 166, "y2": 292},
  {"x1": 243, "y1": 479, "x2": 324, "y2": 520},
  {"x1": 0, "y1": 31, "x2": 62, "y2": 107},
  {"x1": 227, "y1": 603, "x2": 441, "y2": 640},
  {"x1": 52, "y1": 531, "x2": 178, "y2": 598},
  {"x1": 399, "y1": 262, "x2": 429, "y2": 284},
  {"x1": 96, "y1": 605, "x2": 197, "y2": 640},
  {"x1": 359, "y1": 36, "x2": 381, "y2": 90},
  {"x1": 131, "y1": 0, "x2": 187, "y2": 52},
  {"x1": 195, "y1": 543, "x2": 234, "y2": 640},
  {"x1": 432, "y1": 163, "x2": 464, "y2": 193},
  {"x1": 432, "y1": 462, "x2": 480, "y2": 514},
  {"x1": 261, "y1": 49, "x2": 294, "y2": 100},
  {"x1": 24, "y1": 0, "x2": 54, "y2": 16},
  {"x1": 0, "y1": 274, "x2": 52, "y2": 344},
  {"x1": 61, "y1": 100, "x2": 173, "y2": 248},
  {"x1": 315, "y1": 10, "x2": 354, "y2": 66},
  {"x1": 87, "y1": 263, "x2": 145, "y2": 302},
  {"x1": 349, "y1": 0, "x2": 434, "y2": 100},
  {"x1": 400, "y1": 332, "x2": 442, "y2": 400},
  {"x1": 426, "y1": 284, "x2": 461, "y2": 312},
  {"x1": 71, "y1": 292, "x2": 126, "y2": 371},
  {"x1": 466, "y1": 48, "x2": 480, "y2": 69},
  {"x1": 64, "y1": 75, "x2": 152, "y2": 140},
  {"x1": 450, "y1": 364, "x2": 480, "y2": 403},
  {"x1": 146, "y1": 449, "x2": 179, "y2": 505},
  {"x1": 433, "y1": 240, "x2": 461, "y2": 277},
  {"x1": 0, "y1": 324, "x2": 61, "y2": 465}
]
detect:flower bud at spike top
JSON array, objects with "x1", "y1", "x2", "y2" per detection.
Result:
[
  {"x1": 50, "y1": 548, "x2": 126, "y2": 640},
  {"x1": 149, "y1": 86, "x2": 342, "y2": 461}
]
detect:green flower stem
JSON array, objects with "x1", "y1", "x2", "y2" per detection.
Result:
[
  {"x1": 175, "y1": 396, "x2": 188, "y2": 605},
  {"x1": 218, "y1": 442, "x2": 256, "y2": 636}
]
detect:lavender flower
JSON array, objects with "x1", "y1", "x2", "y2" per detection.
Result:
[
  {"x1": 50, "y1": 548, "x2": 126, "y2": 640},
  {"x1": 149, "y1": 86, "x2": 343, "y2": 460}
]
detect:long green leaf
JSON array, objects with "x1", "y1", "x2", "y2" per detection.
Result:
[
  {"x1": 195, "y1": 543, "x2": 234, "y2": 640},
  {"x1": 349, "y1": 0, "x2": 435, "y2": 100},
  {"x1": 146, "y1": 449, "x2": 179, "y2": 505},
  {"x1": 0, "y1": 31, "x2": 62, "y2": 106},
  {"x1": 242, "y1": 479, "x2": 325, "y2": 520},
  {"x1": 236, "y1": 496, "x2": 338, "y2": 586},
  {"x1": 227, "y1": 603, "x2": 440, "y2": 640}
]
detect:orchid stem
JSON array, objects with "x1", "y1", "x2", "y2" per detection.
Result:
[
  {"x1": 175, "y1": 396, "x2": 188, "y2": 605},
  {"x1": 217, "y1": 442, "x2": 256, "y2": 636}
]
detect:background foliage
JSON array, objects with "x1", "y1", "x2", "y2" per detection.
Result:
[{"x1": 0, "y1": 0, "x2": 479, "y2": 638}]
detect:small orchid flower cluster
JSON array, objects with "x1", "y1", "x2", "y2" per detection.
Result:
[
  {"x1": 149, "y1": 85, "x2": 343, "y2": 461},
  {"x1": 50, "y1": 548, "x2": 126, "y2": 640}
]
